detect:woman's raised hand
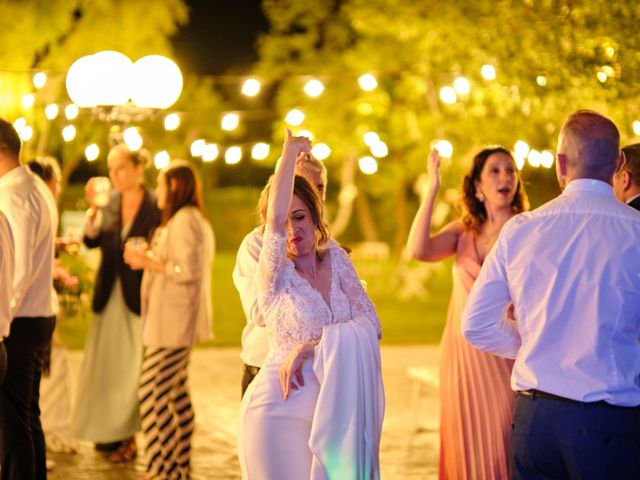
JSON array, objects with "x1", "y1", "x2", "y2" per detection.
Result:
[
  {"x1": 283, "y1": 128, "x2": 312, "y2": 161},
  {"x1": 427, "y1": 148, "x2": 442, "y2": 193}
]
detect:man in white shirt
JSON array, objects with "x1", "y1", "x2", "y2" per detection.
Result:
[
  {"x1": 0, "y1": 118, "x2": 58, "y2": 480},
  {"x1": 234, "y1": 154, "x2": 332, "y2": 396},
  {"x1": 461, "y1": 110, "x2": 640, "y2": 480},
  {"x1": 613, "y1": 143, "x2": 640, "y2": 211},
  {"x1": 0, "y1": 212, "x2": 14, "y2": 383}
]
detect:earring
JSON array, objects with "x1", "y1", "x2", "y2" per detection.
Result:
[{"x1": 475, "y1": 191, "x2": 485, "y2": 202}]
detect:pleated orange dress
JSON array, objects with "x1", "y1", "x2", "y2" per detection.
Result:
[{"x1": 438, "y1": 229, "x2": 514, "y2": 480}]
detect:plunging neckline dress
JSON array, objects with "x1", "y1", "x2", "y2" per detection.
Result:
[{"x1": 438, "y1": 229, "x2": 515, "y2": 479}]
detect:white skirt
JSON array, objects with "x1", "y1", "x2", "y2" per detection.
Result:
[{"x1": 238, "y1": 357, "x2": 320, "y2": 480}]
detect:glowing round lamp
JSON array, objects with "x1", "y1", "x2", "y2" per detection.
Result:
[
  {"x1": 91, "y1": 51, "x2": 133, "y2": 105},
  {"x1": 311, "y1": 143, "x2": 331, "y2": 160},
  {"x1": 66, "y1": 55, "x2": 98, "y2": 107},
  {"x1": 85, "y1": 143, "x2": 100, "y2": 161},
  {"x1": 251, "y1": 143, "x2": 270, "y2": 160},
  {"x1": 359, "y1": 156, "x2": 378, "y2": 175},
  {"x1": 123, "y1": 127, "x2": 143, "y2": 151},
  {"x1": 62, "y1": 125, "x2": 77, "y2": 142},
  {"x1": 202, "y1": 144, "x2": 219, "y2": 162},
  {"x1": 225, "y1": 146, "x2": 242, "y2": 165},
  {"x1": 131, "y1": 55, "x2": 183, "y2": 109},
  {"x1": 190, "y1": 139, "x2": 206, "y2": 157},
  {"x1": 371, "y1": 141, "x2": 388, "y2": 158},
  {"x1": 433, "y1": 140, "x2": 453, "y2": 158},
  {"x1": 45, "y1": 104, "x2": 59, "y2": 120},
  {"x1": 285, "y1": 109, "x2": 304, "y2": 126},
  {"x1": 154, "y1": 151, "x2": 171, "y2": 169}
]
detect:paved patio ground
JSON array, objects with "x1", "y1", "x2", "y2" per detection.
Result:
[{"x1": 49, "y1": 345, "x2": 440, "y2": 479}]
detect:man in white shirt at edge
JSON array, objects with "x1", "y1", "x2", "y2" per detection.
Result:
[
  {"x1": 0, "y1": 212, "x2": 14, "y2": 382},
  {"x1": 613, "y1": 142, "x2": 640, "y2": 211},
  {"x1": 234, "y1": 153, "x2": 338, "y2": 396},
  {"x1": 461, "y1": 110, "x2": 640, "y2": 480},
  {"x1": 0, "y1": 118, "x2": 58, "y2": 480}
]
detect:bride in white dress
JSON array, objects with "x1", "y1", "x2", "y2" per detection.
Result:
[{"x1": 238, "y1": 130, "x2": 385, "y2": 479}]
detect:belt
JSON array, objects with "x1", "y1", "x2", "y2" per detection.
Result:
[
  {"x1": 243, "y1": 364, "x2": 260, "y2": 376},
  {"x1": 518, "y1": 389, "x2": 609, "y2": 406}
]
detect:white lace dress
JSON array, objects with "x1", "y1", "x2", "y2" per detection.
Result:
[{"x1": 238, "y1": 231, "x2": 382, "y2": 479}]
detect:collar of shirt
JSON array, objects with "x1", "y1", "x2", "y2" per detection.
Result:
[
  {"x1": 562, "y1": 178, "x2": 615, "y2": 198},
  {"x1": 626, "y1": 192, "x2": 640, "y2": 205},
  {"x1": 0, "y1": 165, "x2": 31, "y2": 189}
]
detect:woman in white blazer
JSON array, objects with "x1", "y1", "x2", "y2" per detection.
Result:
[{"x1": 124, "y1": 160, "x2": 214, "y2": 480}]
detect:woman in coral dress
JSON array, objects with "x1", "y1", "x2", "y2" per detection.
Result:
[{"x1": 407, "y1": 146, "x2": 529, "y2": 479}]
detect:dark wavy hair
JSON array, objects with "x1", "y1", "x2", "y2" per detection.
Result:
[
  {"x1": 461, "y1": 146, "x2": 529, "y2": 232},
  {"x1": 160, "y1": 160, "x2": 205, "y2": 225},
  {"x1": 258, "y1": 174, "x2": 330, "y2": 248}
]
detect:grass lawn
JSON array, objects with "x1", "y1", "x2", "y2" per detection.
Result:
[{"x1": 59, "y1": 252, "x2": 451, "y2": 349}]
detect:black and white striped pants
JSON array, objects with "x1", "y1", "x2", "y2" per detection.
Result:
[{"x1": 139, "y1": 347, "x2": 194, "y2": 480}]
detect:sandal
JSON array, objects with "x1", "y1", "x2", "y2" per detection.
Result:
[{"x1": 107, "y1": 437, "x2": 137, "y2": 463}]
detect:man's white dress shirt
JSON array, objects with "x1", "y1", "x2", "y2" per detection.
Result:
[
  {"x1": 0, "y1": 165, "x2": 58, "y2": 319},
  {"x1": 0, "y1": 212, "x2": 14, "y2": 337},
  {"x1": 462, "y1": 179, "x2": 640, "y2": 406}
]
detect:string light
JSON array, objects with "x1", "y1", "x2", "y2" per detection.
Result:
[
  {"x1": 439, "y1": 86, "x2": 457, "y2": 104},
  {"x1": 359, "y1": 156, "x2": 378, "y2": 175},
  {"x1": 65, "y1": 104, "x2": 79, "y2": 120},
  {"x1": 241, "y1": 78, "x2": 261, "y2": 96},
  {"x1": 13, "y1": 118, "x2": 27, "y2": 131},
  {"x1": 358, "y1": 73, "x2": 378, "y2": 91},
  {"x1": 221, "y1": 113, "x2": 239, "y2": 131},
  {"x1": 33, "y1": 72, "x2": 47, "y2": 89},
  {"x1": 370, "y1": 141, "x2": 388, "y2": 158},
  {"x1": 22, "y1": 94, "x2": 35, "y2": 109},
  {"x1": 433, "y1": 140, "x2": 453, "y2": 158},
  {"x1": 225, "y1": 146, "x2": 242, "y2": 164},
  {"x1": 311, "y1": 143, "x2": 331, "y2": 160},
  {"x1": 251, "y1": 143, "x2": 270, "y2": 160},
  {"x1": 190, "y1": 139, "x2": 206, "y2": 157},
  {"x1": 164, "y1": 113, "x2": 180, "y2": 131},
  {"x1": 481, "y1": 65, "x2": 496, "y2": 80},
  {"x1": 202, "y1": 143, "x2": 219, "y2": 162},
  {"x1": 304, "y1": 79, "x2": 324, "y2": 97},
  {"x1": 453, "y1": 77, "x2": 470, "y2": 95},
  {"x1": 540, "y1": 150, "x2": 554, "y2": 168},
  {"x1": 45, "y1": 104, "x2": 59, "y2": 120},
  {"x1": 285, "y1": 109, "x2": 305, "y2": 126},
  {"x1": 363, "y1": 131, "x2": 381, "y2": 147},
  {"x1": 85, "y1": 143, "x2": 100, "y2": 161},
  {"x1": 514, "y1": 140, "x2": 530, "y2": 159},
  {"x1": 62, "y1": 125, "x2": 76, "y2": 142},
  {"x1": 18, "y1": 125, "x2": 33, "y2": 141},
  {"x1": 633, "y1": 121, "x2": 640, "y2": 136},
  {"x1": 527, "y1": 149, "x2": 541, "y2": 167},
  {"x1": 536, "y1": 75, "x2": 548, "y2": 87},
  {"x1": 123, "y1": 127, "x2": 143, "y2": 151},
  {"x1": 154, "y1": 151, "x2": 170, "y2": 169}
]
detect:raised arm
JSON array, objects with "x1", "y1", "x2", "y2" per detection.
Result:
[
  {"x1": 265, "y1": 129, "x2": 312, "y2": 237},
  {"x1": 407, "y1": 149, "x2": 461, "y2": 262}
]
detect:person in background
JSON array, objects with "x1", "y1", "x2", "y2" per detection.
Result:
[
  {"x1": 0, "y1": 210, "x2": 13, "y2": 381},
  {"x1": 124, "y1": 160, "x2": 214, "y2": 480},
  {"x1": 72, "y1": 144, "x2": 161, "y2": 463},
  {"x1": 233, "y1": 153, "x2": 332, "y2": 396},
  {"x1": 0, "y1": 118, "x2": 58, "y2": 480},
  {"x1": 613, "y1": 142, "x2": 640, "y2": 210},
  {"x1": 462, "y1": 110, "x2": 640, "y2": 479},
  {"x1": 406, "y1": 146, "x2": 528, "y2": 479}
]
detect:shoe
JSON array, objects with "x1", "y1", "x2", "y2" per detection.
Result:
[
  {"x1": 95, "y1": 441, "x2": 122, "y2": 452},
  {"x1": 107, "y1": 437, "x2": 137, "y2": 463}
]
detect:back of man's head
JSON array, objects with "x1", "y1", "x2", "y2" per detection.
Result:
[
  {"x1": 0, "y1": 118, "x2": 21, "y2": 159},
  {"x1": 621, "y1": 143, "x2": 640, "y2": 187},
  {"x1": 558, "y1": 110, "x2": 620, "y2": 182}
]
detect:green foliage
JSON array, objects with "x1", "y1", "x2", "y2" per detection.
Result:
[{"x1": 256, "y1": 0, "x2": 640, "y2": 248}]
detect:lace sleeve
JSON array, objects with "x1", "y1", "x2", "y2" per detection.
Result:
[
  {"x1": 334, "y1": 248, "x2": 382, "y2": 339},
  {"x1": 256, "y1": 229, "x2": 288, "y2": 314}
]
